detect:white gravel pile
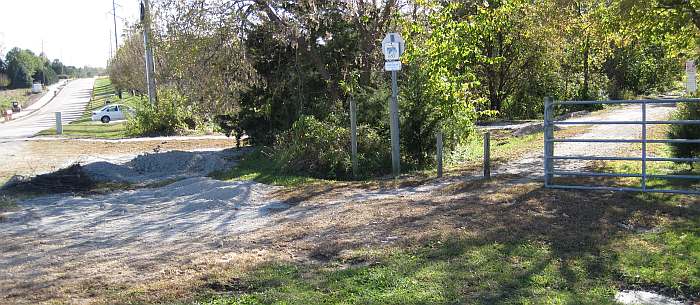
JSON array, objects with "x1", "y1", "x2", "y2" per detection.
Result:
[
  {"x1": 615, "y1": 290, "x2": 686, "y2": 305},
  {"x1": 83, "y1": 149, "x2": 245, "y2": 184}
]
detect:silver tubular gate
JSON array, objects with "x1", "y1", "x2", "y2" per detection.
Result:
[{"x1": 543, "y1": 98, "x2": 700, "y2": 195}]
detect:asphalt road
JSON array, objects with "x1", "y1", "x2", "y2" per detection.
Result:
[{"x1": 0, "y1": 78, "x2": 95, "y2": 139}]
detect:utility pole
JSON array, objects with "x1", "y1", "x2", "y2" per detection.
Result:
[
  {"x1": 141, "y1": 0, "x2": 157, "y2": 105},
  {"x1": 109, "y1": 30, "x2": 113, "y2": 59},
  {"x1": 112, "y1": 0, "x2": 119, "y2": 52}
]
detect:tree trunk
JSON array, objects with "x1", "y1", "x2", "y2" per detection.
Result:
[{"x1": 582, "y1": 35, "x2": 590, "y2": 100}]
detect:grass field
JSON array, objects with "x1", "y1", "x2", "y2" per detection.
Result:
[{"x1": 37, "y1": 77, "x2": 142, "y2": 139}]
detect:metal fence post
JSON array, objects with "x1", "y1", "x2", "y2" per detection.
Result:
[
  {"x1": 544, "y1": 97, "x2": 553, "y2": 186},
  {"x1": 484, "y1": 131, "x2": 491, "y2": 178},
  {"x1": 436, "y1": 132, "x2": 443, "y2": 178},
  {"x1": 641, "y1": 101, "x2": 647, "y2": 192},
  {"x1": 55, "y1": 112, "x2": 63, "y2": 135}
]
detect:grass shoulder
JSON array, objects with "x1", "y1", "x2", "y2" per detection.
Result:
[{"x1": 209, "y1": 148, "x2": 327, "y2": 187}]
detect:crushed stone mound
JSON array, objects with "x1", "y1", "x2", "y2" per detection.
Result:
[{"x1": 82, "y1": 148, "x2": 246, "y2": 184}]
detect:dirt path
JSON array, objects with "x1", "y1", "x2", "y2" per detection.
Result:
[{"x1": 0, "y1": 104, "x2": 680, "y2": 304}]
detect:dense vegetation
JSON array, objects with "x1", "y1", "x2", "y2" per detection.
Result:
[
  {"x1": 108, "y1": 0, "x2": 700, "y2": 178},
  {"x1": 668, "y1": 102, "x2": 700, "y2": 165}
]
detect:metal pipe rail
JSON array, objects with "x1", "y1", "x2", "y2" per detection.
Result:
[{"x1": 543, "y1": 97, "x2": 700, "y2": 195}]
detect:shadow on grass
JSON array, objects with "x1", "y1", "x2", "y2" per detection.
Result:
[{"x1": 198, "y1": 179, "x2": 700, "y2": 305}]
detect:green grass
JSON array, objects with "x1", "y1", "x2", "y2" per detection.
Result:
[
  {"x1": 209, "y1": 149, "x2": 326, "y2": 187},
  {"x1": 37, "y1": 77, "x2": 142, "y2": 139},
  {"x1": 195, "y1": 242, "x2": 616, "y2": 305},
  {"x1": 614, "y1": 216, "x2": 700, "y2": 294},
  {"x1": 37, "y1": 119, "x2": 128, "y2": 139}
]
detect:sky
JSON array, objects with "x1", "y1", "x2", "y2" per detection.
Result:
[{"x1": 0, "y1": 0, "x2": 140, "y2": 68}]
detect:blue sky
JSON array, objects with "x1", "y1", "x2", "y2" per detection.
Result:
[{"x1": 0, "y1": 0, "x2": 140, "y2": 67}]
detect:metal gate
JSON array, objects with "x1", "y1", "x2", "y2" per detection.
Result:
[{"x1": 543, "y1": 97, "x2": 700, "y2": 195}]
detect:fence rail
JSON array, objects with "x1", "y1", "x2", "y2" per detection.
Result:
[{"x1": 543, "y1": 97, "x2": 700, "y2": 195}]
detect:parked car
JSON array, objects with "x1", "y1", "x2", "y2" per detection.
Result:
[{"x1": 91, "y1": 104, "x2": 132, "y2": 123}]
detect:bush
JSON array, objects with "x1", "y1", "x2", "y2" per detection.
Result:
[
  {"x1": 668, "y1": 102, "x2": 700, "y2": 168},
  {"x1": 273, "y1": 116, "x2": 390, "y2": 179},
  {"x1": 126, "y1": 89, "x2": 200, "y2": 136}
]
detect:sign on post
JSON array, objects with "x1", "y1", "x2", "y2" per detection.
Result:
[
  {"x1": 382, "y1": 33, "x2": 405, "y2": 62},
  {"x1": 384, "y1": 61, "x2": 402, "y2": 71},
  {"x1": 382, "y1": 33, "x2": 404, "y2": 177},
  {"x1": 687, "y1": 60, "x2": 697, "y2": 94}
]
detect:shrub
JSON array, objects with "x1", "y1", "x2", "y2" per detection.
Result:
[
  {"x1": 274, "y1": 116, "x2": 351, "y2": 179},
  {"x1": 667, "y1": 102, "x2": 700, "y2": 168},
  {"x1": 273, "y1": 116, "x2": 390, "y2": 179},
  {"x1": 126, "y1": 89, "x2": 200, "y2": 136}
]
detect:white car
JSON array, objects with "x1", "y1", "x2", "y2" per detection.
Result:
[{"x1": 91, "y1": 104, "x2": 131, "y2": 123}]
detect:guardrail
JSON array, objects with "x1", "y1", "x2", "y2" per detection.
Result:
[{"x1": 543, "y1": 97, "x2": 700, "y2": 195}]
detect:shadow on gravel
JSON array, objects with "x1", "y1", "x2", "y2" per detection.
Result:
[
  {"x1": 1, "y1": 164, "x2": 97, "y2": 195},
  {"x1": 0, "y1": 148, "x2": 248, "y2": 196}
]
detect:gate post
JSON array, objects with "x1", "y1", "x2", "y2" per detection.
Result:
[{"x1": 544, "y1": 97, "x2": 553, "y2": 186}]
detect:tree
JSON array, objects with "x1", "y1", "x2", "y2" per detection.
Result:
[
  {"x1": 108, "y1": 28, "x2": 146, "y2": 94},
  {"x1": 51, "y1": 59, "x2": 65, "y2": 76}
]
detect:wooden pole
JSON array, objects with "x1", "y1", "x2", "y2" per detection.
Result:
[
  {"x1": 350, "y1": 98, "x2": 358, "y2": 178},
  {"x1": 436, "y1": 132, "x2": 443, "y2": 178},
  {"x1": 483, "y1": 131, "x2": 490, "y2": 178}
]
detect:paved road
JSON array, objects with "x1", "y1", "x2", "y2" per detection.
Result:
[{"x1": 0, "y1": 78, "x2": 95, "y2": 139}]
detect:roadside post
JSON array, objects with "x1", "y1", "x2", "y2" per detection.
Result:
[
  {"x1": 483, "y1": 131, "x2": 490, "y2": 178},
  {"x1": 687, "y1": 60, "x2": 697, "y2": 94},
  {"x1": 55, "y1": 112, "x2": 63, "y2": 135},
  {"x1": 382, "y1": 32, "x2": 405, "y2": 178},
  {"x1": 436, "y1": 132, "x2": 443, "y2": 178},
  {"x1": 350, "y1": 98, "x2": 358, "y2": 178}
]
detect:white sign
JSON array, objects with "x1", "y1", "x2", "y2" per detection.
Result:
[
  {"x1": 687, "y1": 60, "x2": 697, "y2": 94},
  {"x1": 382, "y1": 33, "x2": 405, "y2": 61},
  {"x1": 384, "y1": 61, "x2": 402, "y2": 71}
]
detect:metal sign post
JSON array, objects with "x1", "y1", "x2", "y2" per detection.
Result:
[
  {"x1": 687, "y1": 60, "x2": 697, "y2": 94},
  {"x1": 382, "y1": 33, "x2": 405, "y2": 177}
]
